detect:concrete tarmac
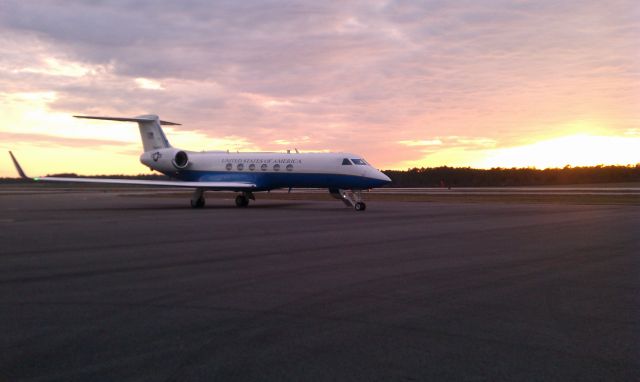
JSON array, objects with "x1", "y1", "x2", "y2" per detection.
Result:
[{"x1": 1, "y1": 192, "x2": 639, "y2": 381}]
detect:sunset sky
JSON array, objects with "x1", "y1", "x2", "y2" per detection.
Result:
[{"x1": 1, "y1": 0, "x2": 639, "y2": 177}]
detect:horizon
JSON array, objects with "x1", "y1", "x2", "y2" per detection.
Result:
[
  {"x1": 3, "y1": 162, "x2": 640, "y2": 180},
  {"x1": 1, "y1": 1, "x2": 639, "y2": 177}
]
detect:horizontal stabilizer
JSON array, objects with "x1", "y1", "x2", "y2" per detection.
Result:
[{"x1": 74, "y1": 115, "x2": 181, "y2": 126}]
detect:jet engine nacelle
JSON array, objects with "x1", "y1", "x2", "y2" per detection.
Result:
[
  {"x1": 172, "y1": 150, "x2": 189, "y2": 169},
  {"x1": 140, "y1": 148, "x2": 192, "y2": 172}
]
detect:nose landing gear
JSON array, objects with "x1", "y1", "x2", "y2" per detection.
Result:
[
  {"x1": 354, "y1": 202, "x2": 366, "y2": 211},
  {"x1": 329, "y1": 189, "x2": 367, "y2": 211}
]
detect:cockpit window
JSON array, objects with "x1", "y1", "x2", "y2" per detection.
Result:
[
  {"x1": 342, "y1": 158, "x2": 352, "y2": 165},
  {"x1": 351, "y1": 158, "x2": 368, "y2": 165}
]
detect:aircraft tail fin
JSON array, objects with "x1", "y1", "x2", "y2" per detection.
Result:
[
  {"x1": 9, "y1": 151, "x2": 28, "y2": 179},
  {"x1": 74, "y1": 115, "x2": 179, "y2": 152}
]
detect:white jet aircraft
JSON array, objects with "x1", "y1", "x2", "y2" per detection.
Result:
[{"x1": 9, "y1": 115, "x2": 391, "y2": 211}]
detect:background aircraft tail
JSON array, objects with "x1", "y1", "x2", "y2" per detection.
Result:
[{"x1": 74, "y1": 115, "x2": 180, "y2": 152}]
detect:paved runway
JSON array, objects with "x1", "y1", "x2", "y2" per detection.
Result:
[
  {"x1": 372, "y1": 186, "x2": 640, "y2": 196},
  {"x1": 1, "y1": 192, "x2": 638, "y2": 381}
]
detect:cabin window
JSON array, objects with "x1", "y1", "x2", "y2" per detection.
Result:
[
  {"x1": 249, "y1": 164, "x2": 256, "y2": 171},
  {"x1": 342, "y1": 158, "x2": 352, "y2": 165},
  {"x1": 261, "y1": 163, "x2": 268, "y2": 171},
  {"x1": 273, "y1": 164, "x2": 281, "y2": 171},
  {"x1": 237, "y1": 163, "x2": 244, "y2": 171},
  {"x1": 351, "y1": 158, "x2": 367, "y2": 165},
  {"x1": 225, "y1": 163, "x2": 232, "y2": 171},
  {"x1": 286, "y1": 164, "x2": 293, "y2": 171}
]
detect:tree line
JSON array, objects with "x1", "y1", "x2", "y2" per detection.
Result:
[{"x1": 382, "y1": 165, "x2": 640, "y2": 187}]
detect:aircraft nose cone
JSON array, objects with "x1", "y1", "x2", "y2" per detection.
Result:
[{"x1": 367, "y1": 168, "x2": 391, "y2": 186}]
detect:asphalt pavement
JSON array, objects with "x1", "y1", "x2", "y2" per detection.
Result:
[{"x1": 1, "y1": 192, "x2": 638, "y2": 381}]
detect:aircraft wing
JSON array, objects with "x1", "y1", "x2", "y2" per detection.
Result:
[
  {"x1": 34, "y1": 177, "x2": 256, "y2": 190},
  {"x1": 10, "y1": 151, "x2": 255, "y2": 190}
]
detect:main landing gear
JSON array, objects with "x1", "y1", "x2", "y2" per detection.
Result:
[
  {"x1": 235, "y1": 191, "x2": 254, "y2": 208},
  {"x1": 191, "y1": 189, "x2": 256, "y2": 209},
  {"x1": 191, "y1": 188, "x2": 206, "y2": 208},
  {"x1": 235, "y1": 194, "x2": 249, "y2": 207},
  {"x1": 329, "y1": 189, "x2": 367, "y2": 211}
]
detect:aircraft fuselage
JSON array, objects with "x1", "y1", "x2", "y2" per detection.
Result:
[{"x1": 140, "y1": 148, "x2": 391, "y2": 191}]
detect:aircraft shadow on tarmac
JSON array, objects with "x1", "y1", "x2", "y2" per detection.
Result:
[{"x1": 56, "y1": 201, "x2": 359, "y2": 212}]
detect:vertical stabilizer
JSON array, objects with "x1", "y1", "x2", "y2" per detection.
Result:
[
  {"x1": 134, "y1": 115, "x2": 173, "y2": 152},
  {"x1": 74, "y1": 115, "x2": 180, "y2": 152}
]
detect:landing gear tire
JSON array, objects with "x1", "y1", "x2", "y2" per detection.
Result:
[
  {"x1": 235, "y1": 194, "x2": 249, "y2": 208},
  {"x1": 354, "y1": 202, "x2": 366, "y2": 211},
  {"x1": 191, "y1": 197, "x2": 205, "y2": 208}
]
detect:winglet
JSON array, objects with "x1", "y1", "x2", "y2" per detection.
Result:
[{"x1": 8, "y1": 151, "x2": 29, "y2": 179}]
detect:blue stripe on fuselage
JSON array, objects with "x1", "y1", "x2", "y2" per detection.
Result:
[{"x1": 164, "y1": 170, "x2": 387, "y2": 189}]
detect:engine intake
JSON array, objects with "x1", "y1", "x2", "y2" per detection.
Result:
[
  {"x1": 173, "y1": 150, "x2": 189, "y2": 169},
  {"x1": 140, "y1": 148, "x2": 193, "y2": 172}
]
